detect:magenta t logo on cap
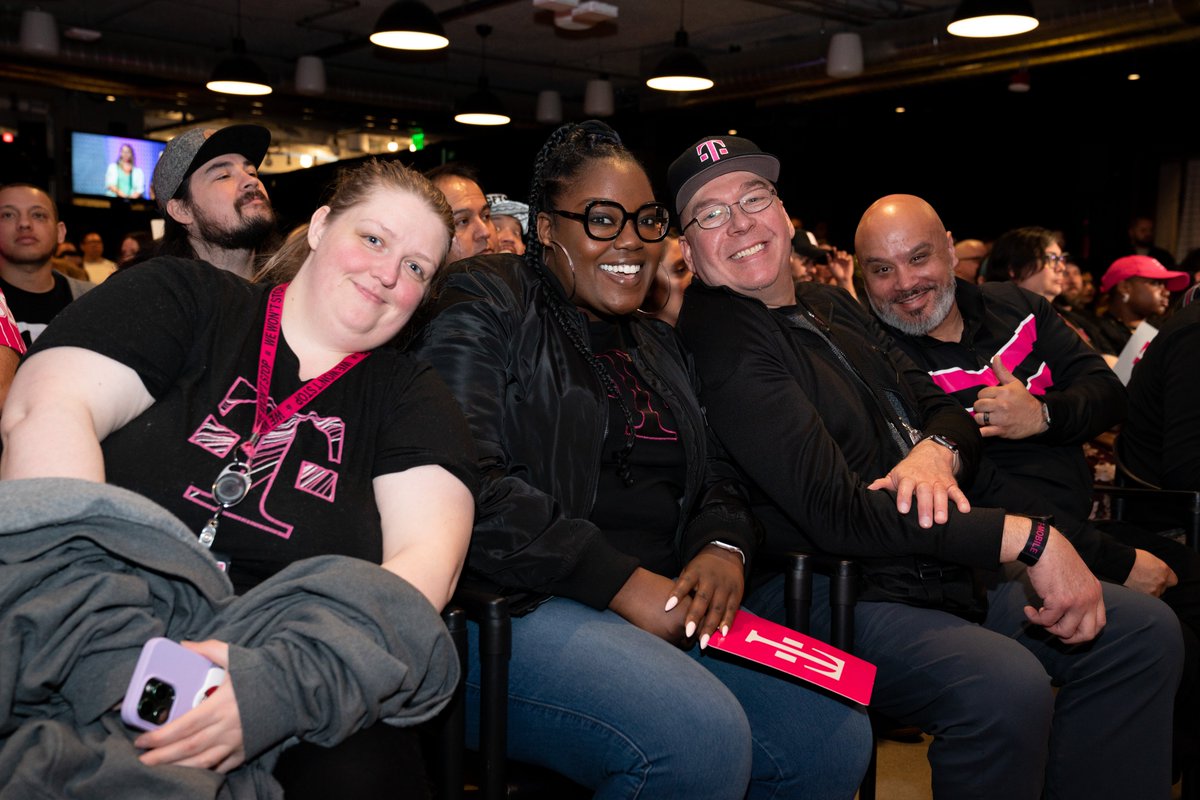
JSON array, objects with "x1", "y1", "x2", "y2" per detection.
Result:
[{"x1": 696, "y1": 139, "x2": 729, "y2": 163}]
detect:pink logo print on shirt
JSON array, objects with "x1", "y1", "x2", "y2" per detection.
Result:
[
  {"x1": 926, "y1": 313, "x2": 1054, "y2": 411},
  {"x1": 184, "y1": 377, "x2": 346, "y2": 539}
]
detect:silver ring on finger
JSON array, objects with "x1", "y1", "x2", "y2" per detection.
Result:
[{"x1": 983, "y1": 411, "x2": 991, "y2": 426}]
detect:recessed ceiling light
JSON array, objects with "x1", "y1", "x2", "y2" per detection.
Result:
[
  {"x1": 895, "y1": 106, "x2": 906, "y2": 114},
  {"x1": 1127, "y1": 73, "x2": 1141, "y2": 81},
  {"x1": 64, "y1": 27, "x2": 102, "y2": 42}
]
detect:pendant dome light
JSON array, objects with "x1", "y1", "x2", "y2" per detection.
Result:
[
  {"x1": 454, "y1": 25, "x2": 511, "y2": 126},
  {"x1": 646, "y1": 0, "x2": 712, "y2": 92},
  {"x1": 207, "y1": 0, "x2": 271, "y2": 95},
  {"x1": 370, "y1": 1, "x2": 449, "y2": 51},
  {"x1": 947, "y1": 0, "x2": 1039, "y2": 38}
]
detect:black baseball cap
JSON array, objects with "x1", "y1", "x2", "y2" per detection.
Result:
[
  {"x1": 792, "y1": 229, "x2": 829, "y2": 264},
  {"x1": 152, "y1": 124, "x2": 271, "y2": 211},
  {"x1": 668, "y1": 135, "x2": 780, "y2": 217}
]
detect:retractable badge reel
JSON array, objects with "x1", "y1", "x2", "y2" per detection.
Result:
[{"x1": 199, "y1": 459, "x2": 252, "y2": 548}]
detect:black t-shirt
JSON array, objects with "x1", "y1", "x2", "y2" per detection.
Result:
[
  {"x1": 587, "y1": 319, "x2": 686, "y2": 576},
  {"x1": 0, "y1": 272, "x2": 76, "y2": 346},
  {"x1": 30, "y1": 258, "x2": 477, "y2": 593}
]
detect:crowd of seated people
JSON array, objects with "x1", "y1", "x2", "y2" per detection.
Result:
[{"x1": 0, "y1": 118, "x2": 1198, "y2": 800}]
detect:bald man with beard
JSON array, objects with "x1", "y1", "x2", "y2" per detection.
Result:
[
  {"x1": 856, "y1": 195, "x2": 1188, "y2": 595},
  {"x1": 859, "y1": 193, "x2": 1199, "y2": 786}
]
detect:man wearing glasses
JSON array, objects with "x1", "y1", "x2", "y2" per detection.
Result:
[{"x1": 671, "y1": 138, "x2": 1181, "y2": 799}]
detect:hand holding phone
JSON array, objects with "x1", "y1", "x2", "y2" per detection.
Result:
[{"x1": 121, "y1": 637, "x2": 226, "y2": 732}]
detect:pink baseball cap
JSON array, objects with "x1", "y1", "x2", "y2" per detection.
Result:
[{"x1": 1100, "y1": 255, "x2": 1190, "y2": 293}]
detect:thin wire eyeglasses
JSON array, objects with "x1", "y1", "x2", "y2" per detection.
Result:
[
  {"x1": 550, "y1": 200, "x2": 671, "y2": 243},
  {"x1": 1042, "y1": 252, "x2": 1070, "y2": 272},
  {"x1": 684, "y1": 189, "x2": 778, "y2": 232}
]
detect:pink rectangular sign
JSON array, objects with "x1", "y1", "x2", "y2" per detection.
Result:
[{"x1": 708, "y1": 610, "x2": 876, "y2": 705}]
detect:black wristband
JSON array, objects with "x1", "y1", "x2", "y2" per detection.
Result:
[{"x1": 1017, "y1": 517, "x2": 1051, "y2": 566}]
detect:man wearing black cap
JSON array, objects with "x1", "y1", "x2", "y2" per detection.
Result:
[
  {"x1": 669, "y1": 135, "x2": 1181, "y2": 799},
  {"x1": 149, "y1": 124, "x2": 277, "y2": 279}
]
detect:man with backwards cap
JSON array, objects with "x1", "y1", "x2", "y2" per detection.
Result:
[
  {"x1": 486, "y1": 193, "x2": 528, "y2": 255},
  {"x1": 669, "y1": 135, "x2": 1181, "y2": 799},
  {"x1": 150, "y1": 124, "x2": 277, "y2": 279}
]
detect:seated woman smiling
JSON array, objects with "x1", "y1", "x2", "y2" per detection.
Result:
[
  {"x1": 413, "y1": 121, "x2": 871, "y2": 799},
  {"x1": 0, "y1": 159, "x2": 476, "y2": 797}
]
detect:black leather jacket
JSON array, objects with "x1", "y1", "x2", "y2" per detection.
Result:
[
  {"x1": 679, "y1": 280, "x2": 1006, "y2": 614},
  {"x1": 412, "y1": 255, "x2": 758, "y2": 610}
]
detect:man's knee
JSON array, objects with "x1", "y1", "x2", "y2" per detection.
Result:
[{"x1": 925, "y1": 642, "x2": 1054, "y2": 739}]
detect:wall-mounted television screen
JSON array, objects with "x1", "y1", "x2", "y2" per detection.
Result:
[{"x1": 70, "y1": 131, "x2": 167, "y2": 201}]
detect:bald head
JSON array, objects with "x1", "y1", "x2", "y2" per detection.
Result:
[
  {"x1": 855, "y1": 195, "x2": 948, "y2": 255},
  {"x1": 856, "y1": 194, "x2": 960, "y2": 338},
  {"x1": 954, "y1": 239, "x2": 988, "y2": 283}
]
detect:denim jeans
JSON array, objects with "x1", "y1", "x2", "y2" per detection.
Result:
[
  {"x1": 464, "y1": 597, "x2": 871, "y2": 799},
  {"x1": 748, "y1": 568, "x2": 1182, "y2": 800}
]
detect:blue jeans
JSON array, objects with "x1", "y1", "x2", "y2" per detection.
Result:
[
  {"x1": 748, "y1": 568, "x2": 1182, "y2": 800},
  {"x1": 464, "y1": 597, "x2": 871, "y2": 799}
]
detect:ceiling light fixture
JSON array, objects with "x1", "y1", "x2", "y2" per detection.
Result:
[
  {"x1": 19, "y1": 9, "x2": 59, "y2": 56},
  {"x1": 584, "y1": 74, "x2": 614, "y2": 117},
  {"x1": 536, "y1": 89, "x2": 564, "y2": 124},
  {"x1": 371, "y1": 1, "x2": 449, "y2": 50},
  {"x1": 455, "y1": 25, "x2": 511, "y2": 126},
  {"x1": 646, "y1": 1, "x2": 712, "y2": 92},
  {"x1": 540, "y1": 0, "x2": 618, "y2": 31},
  {"x1": 826, "y1": 32, "x2": 864, "y2": 78},
  {"x1": 295, "y1": 55, "x2": 326, "y2": 95},
  {"x1": 207, "y1": 0, "x2": 271, "y2": 95},
  {"x1": 947, "y1": 0, "x2": 1039, "y2": 38}
]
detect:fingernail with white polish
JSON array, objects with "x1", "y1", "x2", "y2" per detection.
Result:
[
  {"x1": 721, "y1": 625, "x2": 729, "y2": 636},
  {"x1": 700, "y1": 633, "x2": 710, "y2": 649},
  {"x1": 685, "y1": 620, "x2": 696, "y2": 638},
  {"x1": 664, "y1": 595, "x2": 678, "y2": 612}
]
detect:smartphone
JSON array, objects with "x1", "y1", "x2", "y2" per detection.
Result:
[{"x1": 120, "y1": 637, "x2": 226, "y2": 732}]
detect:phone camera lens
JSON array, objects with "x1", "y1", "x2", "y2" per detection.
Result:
[{"x1": 137, "y1": 678, "x2": 176, "y2": 725}]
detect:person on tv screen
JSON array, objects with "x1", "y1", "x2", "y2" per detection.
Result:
[{"x1": 105, "y1": 143, "x2": 146, "y2": 200}]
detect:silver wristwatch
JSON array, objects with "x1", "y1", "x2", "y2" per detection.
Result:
[{"x1": 922, "y1": 433, "x2": 961, "y2": 475}]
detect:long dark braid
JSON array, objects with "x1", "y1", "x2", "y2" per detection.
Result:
[{"x1": 525, "y1": 121, "x2": 640, "y2": 486}]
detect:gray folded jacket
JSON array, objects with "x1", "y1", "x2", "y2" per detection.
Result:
[{"x1": 0, "y1": 478, "x2": 459, "y2": 799}]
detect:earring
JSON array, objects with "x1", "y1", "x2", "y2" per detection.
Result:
[
  {"x1": 545, "y1": 240, "x2": 577, "y2": 301},
  {"x1": 1121, "y1": 292, "x2": 1130, "y2": 303},
  {"x1": 637, "y1": 272, "x2": 671, "y2": 315}
]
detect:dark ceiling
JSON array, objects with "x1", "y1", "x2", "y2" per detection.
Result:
[{"x1": 2, "y1": 0, "x2": 1197, "y2": 265}]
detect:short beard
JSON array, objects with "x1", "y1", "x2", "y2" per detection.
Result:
[
  {"x1": 191, "y1": 192, "x2": 276, "y2": 252},
  {"x1": 870, "y1": 280, "x2": 956, "y2": 336},
  {"x1": 1, "y1": 245, "x2": 56, "y2": 270}
]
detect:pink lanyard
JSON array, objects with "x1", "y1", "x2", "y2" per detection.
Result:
[
  {"x1": 240, "y1": 282, "x2": 368, "y2": 458},
  {"x1": 199, "y1": 282, "x2": 369, "y2": 549}
]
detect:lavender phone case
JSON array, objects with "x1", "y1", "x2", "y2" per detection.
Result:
[{"x1": 120, "y1": 637, "x2": 226, "y2": 731}]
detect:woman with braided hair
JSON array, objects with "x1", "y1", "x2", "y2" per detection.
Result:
[{"x1": 413, "y1": 121, "x2": 870, "y2": 798}]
